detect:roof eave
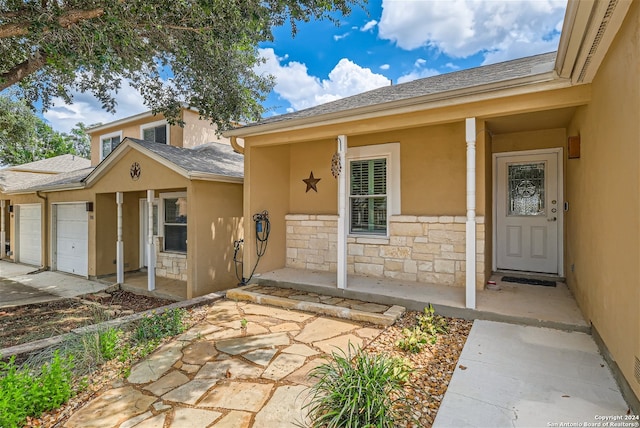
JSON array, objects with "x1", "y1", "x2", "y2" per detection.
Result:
[
  {"x1": 225, "y1": 71, "x2": 564, "y2": 138},
  {"x1": 6, "y1": 182, "x2": 85, "y2": 195},
  {"x1": 188, "y1": 172, "x2": 243, "y2": 183}
]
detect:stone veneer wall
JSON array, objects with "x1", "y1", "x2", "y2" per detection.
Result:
[
  {"x1": 154, "y1": 237, "x2": 188, "y2": 281},
  {"x1": 286, "y1": 214, "x2": 485, "y2": 288}
]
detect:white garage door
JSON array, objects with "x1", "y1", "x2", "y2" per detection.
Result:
[
  {"x1": 17, "y1": 204, "x2": 42, "y2": 266},
  {"x1": 55, "y1": 203, "x2": 88, "y2": 276}
]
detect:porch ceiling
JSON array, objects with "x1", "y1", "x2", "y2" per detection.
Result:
[{"x1": 485, "y1": 106, "x2": 577, "y2": 134}]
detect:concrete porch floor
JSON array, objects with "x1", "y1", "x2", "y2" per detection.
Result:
[
  {"x1": 253, "y1": 268, "x2": 589, "y2": 333},
  {"x1": 100, "y1": 271, "x2": 187, "y2": 301}
]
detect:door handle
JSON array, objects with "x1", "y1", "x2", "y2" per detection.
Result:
[{"x1": 547, "y1": 217, "x2": 557, "y2": 222}]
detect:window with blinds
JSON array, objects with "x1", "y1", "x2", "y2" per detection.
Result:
[{"x1": 349, "y1": 158, "x2": 387, "y2": 234}]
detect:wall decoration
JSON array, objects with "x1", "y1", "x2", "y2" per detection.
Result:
[
  {"x1": 331, "y1": 152, "x2": 341, "y2": 178},
  {"x1": 130, "y1": 162, "x2": 141, "y2": 180},
  {"x1": 303, "y1": 171, "x2": 321, "y2": 193}
]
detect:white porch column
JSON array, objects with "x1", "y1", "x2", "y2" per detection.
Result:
[
  {"x1": 465, "y1": 118, "x2": 477, "y2": 309},
  {"x1": 147, "y1": 190, "x2": 156, "y2": 291},
  {"x1": 116, "y1": 192, "x2": 124, "y2": 284},
  {"x1": 337, "y1": 135, "x2": 348, "y2": 289},
  {"x1": 0, "y1": 200, "x2": 5, "y2": 259}
]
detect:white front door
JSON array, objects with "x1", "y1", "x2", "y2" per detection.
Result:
[
  {"x1": 16, "y1": 204, "x2": 42, "y2": 266},
  {"x1": 139, "y1": 199, "x2": 158, "y2": 268},
  {"x1": 495, "y1": 150, "x2": 562, "y2": 274},
  {"x1": 54, "y1": 203, "x2": 88, "y2": 277}
]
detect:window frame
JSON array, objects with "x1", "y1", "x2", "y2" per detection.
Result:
[
  {"x1": 346, "y1": 143, "x2": 400, "y2": 237},
  {"x1": 140, "y1": 119, "x2": 170, "y2": 146},
  {"x1": 99, "y1": 131, "x2": 123, "y2": 161},
  {"x1": 159, "y1": 191, "x2": 187, "y2": 253}
]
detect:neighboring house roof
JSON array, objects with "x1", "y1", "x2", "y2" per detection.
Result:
[
  {"x1": 83, "y1": 138, "x2": 243, "y2": 187},
  {"x1": 6, "y1": 154, "x2": 90, "y2": 173},
  {"x1": 226, "y1": 52, "x2": 558, "y2": 136},
  {"x1": 13, "y1": 167, "x2": 95, "y2": 193},
  {"x1": 0, "y1": 154, "x2": 91, "y2": 193},
  {"x1": 134, "y1": 139, "x2": 243, "y2": 179}
]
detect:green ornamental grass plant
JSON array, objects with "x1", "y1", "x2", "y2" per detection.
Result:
[{"x1": 304, "y1": 344, "x2": 416, "y2": 428}]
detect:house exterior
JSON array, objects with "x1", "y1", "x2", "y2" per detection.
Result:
[
  {"x1": 1, "y1": 109, "x2": 244, "y2": 298},
  {"x1": 225, "y1": 0, "x2": 639, "y2": 409}
]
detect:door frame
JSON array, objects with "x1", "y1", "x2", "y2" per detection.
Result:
[
  {"x1": 492, "y1": 148, "x2": 564, "y2": 276},
  {"x1": 139, "y1": 198, "x2": 159, "y2": 268}
]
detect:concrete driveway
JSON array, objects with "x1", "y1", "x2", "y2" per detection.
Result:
[{"x1": 0, "y1": 260, "x2": 109, "y2": 308}]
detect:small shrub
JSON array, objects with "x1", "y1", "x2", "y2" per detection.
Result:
[
  {"x1": 134, "y1": 308, "x2": 186, "y2": 343},
  {"x1": 99, "y1": 328, "x2": 120, "y2": 360},
  {"x1": 418, "y1": 304, "x2": 448, "y2": 344},
  {"x1": 0, "y1": 352, "x2": 74, "y2": 428},
  {"x1": 304, "y1": 344, "x2": 415, "y2": 428},
  {"x1": 396, "y1": 326, "x2": 429, "y2": 352}
]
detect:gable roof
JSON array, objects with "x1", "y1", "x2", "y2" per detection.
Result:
[
  {"x1": 226, "y1": 52, "x2": 559, "y2": 137},
  {"x1": 0, "y1": 154, "x2": 91, "y2": 193},
  {"x1": 83, "y1": 138, "x2": 243, "y2": 186},
  {"x1": 6, "y1": 154, "x2": 90, "y2": 173}
]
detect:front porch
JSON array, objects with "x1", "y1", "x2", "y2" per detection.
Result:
[
  {"x1": 102, "y1": 271, "x2": 187, "y2": 301},
  {"x1": 251, "y1": 267, "x2": 589, "y2": 332}
]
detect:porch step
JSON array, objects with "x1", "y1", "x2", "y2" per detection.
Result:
[{"x1": 226, "y1": 284, "x2": 405, "y2": 327}]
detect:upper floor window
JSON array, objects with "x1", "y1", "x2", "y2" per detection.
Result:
[
  {"x1": 100, "y1": 131, "x2": 122, "y2": 160},
  {"x1": 141, "y1": 120, "x2": 169, "y2": 145}
]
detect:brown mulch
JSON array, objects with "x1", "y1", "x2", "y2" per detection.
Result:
[
  {"x1": 0, "y1": 290, "x2": 175, "y2": 350},
  {"x1": 366, "y1": 311, "x2": 473, "y2": 427}
]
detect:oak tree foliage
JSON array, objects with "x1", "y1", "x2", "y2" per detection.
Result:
[{"x1": 0, "y1": 0, "x2": 363, "y2": 130}]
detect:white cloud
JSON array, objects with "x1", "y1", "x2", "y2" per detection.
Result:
[
  {"x1": 378, "y1": 0, "x2": 565, "y2": 60},
  {"x1": 334, "y1": 32, "x2": 350, "y2": 41},
  {"x1": 414, "y1": 58, "x2": 427, "y2": 67},
  {"x1": 397, "y1": 68, "x2": 439, "y2": 84},
  {"x1": 361, "y1": 20, "x2": 378, "y2": 32},
  {"x1": 257, "y1": 48, "x2": 391, "y2": 111},
  {"x1": 43, "y1": 82, "x2": 147, "y2": 133},
  {"x1": 380, "y1": 64, "x2": 390, "y2": 70}
]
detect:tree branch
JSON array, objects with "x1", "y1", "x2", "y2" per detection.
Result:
[
  {"x1": 0, "y1": 50, "x2": 48, "y2": 91},
  {"x1": 0, "y1": 8, "x2": 105, "y2": 39}
]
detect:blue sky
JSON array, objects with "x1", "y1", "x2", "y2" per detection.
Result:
[{"x1": 43, "y1": 0, "x2": 567, "y2": 132}]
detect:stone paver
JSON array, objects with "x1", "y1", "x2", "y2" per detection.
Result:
[
  {"x1": 195, "y1": 359, "x2": 263, "y2": 380},
  {"x1": 65, "y1": 386, "x2": 156, "y2": 428},
  {"x1": 294, "y1": 317, "x2": 359, "y2": 343},
  {"x1": 128, "y1": 341, "x2": 184, "y2": 384},
  {"x1": 64, "y1": 298, "x2": 387, "y2": 428},
  {"x1": 262, "y1": 353, "x2": 307, "y2": 380},
  {"x1": 211, "y1": 411, "x2": 252, "y2": 427},
  {"x1": 216, "y1": 332, "x2": 290, "y2": 355},
  {"x1": 254, "y1": 385, "x2": 310, "y2": 427},
  {"x1": 198, "y1": 381, "x2": 273, "y2": 411},
  {"x1": 162, "y1": 379, "x2": 213, "y2": 405},
  {"x1": 314, "y1": 333, "x2": 364, "y2": 355},
  {"x1": 171, "y1": 408, "x2": 222, "y2": 427}
]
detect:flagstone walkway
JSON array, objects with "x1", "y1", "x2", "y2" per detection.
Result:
[{"x1": 64, "y1": 300, "x2": 386, "y2": 428}]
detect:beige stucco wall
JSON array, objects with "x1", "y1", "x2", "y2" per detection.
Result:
[
  {"x1": 188, "y1": 180, "x2": 243, "y2": 297},
  {"x1": 565, "y1": 0, "x2": 640, "y2": 401},
  {"x1": 244, "y1": 143, "x2": 290, "y2": 276},
  {"x1": 182, "y1": 110, "x2": 230, "y2": 149}
]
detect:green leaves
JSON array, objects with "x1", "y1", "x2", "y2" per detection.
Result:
[
  {"x1": 0, "y1": 352, "x2": 74, "y2": 428},
  {"x1": 0, "y1": 0, "x2": 365, "y2": 130},
  {"x1": 0, "y1": 96, "x2": 86, "y2": 165},
  {"x1": 304, "y1": 344, "x2": 416, "y2": 428}
]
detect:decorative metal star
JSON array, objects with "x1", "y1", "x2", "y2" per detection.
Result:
[{"x1": 303, "y1": 171, "x2": 321, "y2": 193}]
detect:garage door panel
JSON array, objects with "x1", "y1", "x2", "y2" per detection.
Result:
[
  {"x1": 55, "y1": 204, "x2": 88, "y2": 276},
  {"x1": 17, "y1": 204, "x2": 42, "y2": 266}
]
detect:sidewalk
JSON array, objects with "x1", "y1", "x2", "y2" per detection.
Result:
[
  {"x1": 0, "y1": 260, "x2": 110, "y2": 308},
  {"x1": 434, "y1": 320, "x2": 630, "y2": 427}
]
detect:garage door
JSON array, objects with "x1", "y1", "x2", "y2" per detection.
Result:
[
  {"x1": 55, "y1": 203, "x2": 88, "y2": 276},
  {"x1": 17, "y1": 204, "x2": 42, "y2": 266}
]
